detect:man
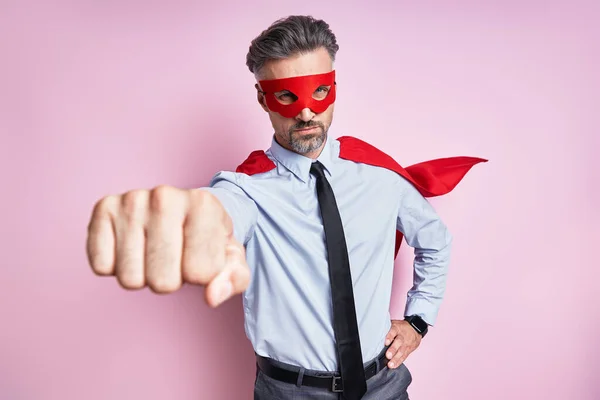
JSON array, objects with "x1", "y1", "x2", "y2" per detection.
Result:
[{"x1": 86, "y1": 15, "x2": 485, "y2": 399}]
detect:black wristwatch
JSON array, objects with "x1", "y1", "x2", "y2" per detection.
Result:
[{"x1": 404, "y1": 315, "x2": 428, "y2": 338}]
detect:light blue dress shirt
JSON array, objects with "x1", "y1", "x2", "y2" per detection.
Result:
[{"x1": 202, "y1": 134, "x2": 452, "y2": 372}]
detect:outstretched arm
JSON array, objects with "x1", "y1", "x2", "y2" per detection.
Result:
[{"x1": 86, "y1": 171, "x2": 258, "y2": 308}]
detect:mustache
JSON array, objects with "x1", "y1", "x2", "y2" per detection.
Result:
[{"x1": 291, "y1": 121, "x2": 323, "y2": 130}]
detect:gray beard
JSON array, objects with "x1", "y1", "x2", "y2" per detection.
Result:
[{"x1": 287, "y1": 125, "x2": 326, "y2": 155}]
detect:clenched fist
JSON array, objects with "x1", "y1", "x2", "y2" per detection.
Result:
[{"x1": 86, "y1": 185, "x2": 250, "y2": 307}]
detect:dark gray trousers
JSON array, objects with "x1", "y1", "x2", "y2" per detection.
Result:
[{"x1": 253, "y1": 348, "x2": 412, "y2": 400}]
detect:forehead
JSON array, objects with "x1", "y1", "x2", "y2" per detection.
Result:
[{"x1": 258, "y1": 47, "x2": 333, "y2": 81}]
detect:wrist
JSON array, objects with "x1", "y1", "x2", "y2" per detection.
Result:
[{"x1": 404, "y1": 315, "x2": 428, "y2": 338}]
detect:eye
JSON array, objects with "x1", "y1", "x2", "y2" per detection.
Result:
[
  {"x1": 313, "y1": 85, "x2": 331, "y2": 99},
  {"x1": 275, "y1": 90, "x2": 297, "y2": 104}
]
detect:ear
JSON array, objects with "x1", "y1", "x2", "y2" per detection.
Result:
[{"x1": 255, "y1": 83, "x2": 269, "y2": 112}]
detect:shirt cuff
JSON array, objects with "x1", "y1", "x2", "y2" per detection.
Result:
[{"x1": 402, "y1": 296, "x2": 441, "y2": 326}]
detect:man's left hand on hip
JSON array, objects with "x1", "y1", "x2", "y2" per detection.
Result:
[{"x1": 383, "y1": 319, "x2": 422, "y2": 369}]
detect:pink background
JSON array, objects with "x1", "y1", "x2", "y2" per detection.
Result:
[{"x1": 1, "y1": 1, "x2": 598, "y2": 399}]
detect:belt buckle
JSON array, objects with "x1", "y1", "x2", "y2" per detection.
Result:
[{"x1": 331, "y1": 376, "x2": 343, "y2": 393}]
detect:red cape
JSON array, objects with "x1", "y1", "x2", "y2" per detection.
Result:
[{"x1": 236, "y1": 136, "x2": 487, "y2": 258}]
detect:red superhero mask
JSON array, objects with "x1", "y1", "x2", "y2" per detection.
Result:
[{"x1": 258, "y1": 71, "x2": 336, "y2": 118}]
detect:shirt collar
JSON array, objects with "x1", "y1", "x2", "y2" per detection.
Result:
[{"x1": 269, "y1": 134, "x2": 336, "y2": 183}]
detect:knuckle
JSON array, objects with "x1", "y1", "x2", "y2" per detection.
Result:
[
  {"x1": 189, "y1": 189, "x2": 218, "y2": 214},
  {"x1": 182, "y1": 266, "x2": 213, "y2": 284},
  {"x1": 150, "y1": 185, "x2": 178, "y2": 214},
  {"x1": 231, "y1": 263, "x2": 251, "y2": 291},
  {"x1": 116, "y1": 271, "x2": 144, "y2": 290},
  {"x1": 226, "y1": 242, "x2": 245, "y2": 260},
  {"x1": 190, "y1": 190, "x2": 229, "y2": 227},
  {"x1": 92, "y1": 194, "x2": 118, "y2": 221},
  {"x1": 147, "y1": 275, "x2": 180, "y2": 293},
  {"x1": 121, "y1": 190, "x2": 148, "y2": 223},
  {"x1": 188, "y1": 188, "x2": 212, "y2": 204},
  {"x1": 90, "y1": 258, "x2": 112, "y2": 276}
]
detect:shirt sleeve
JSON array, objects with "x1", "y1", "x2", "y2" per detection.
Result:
[
  {"x1": 395, "y1": 177, "x2": 453, "y2": 326},
  {"x1": 200, "y1": 171, "x2": 259, "y2": 246}
]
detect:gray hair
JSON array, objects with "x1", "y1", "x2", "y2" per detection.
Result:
[{"x1": 246, "y1": 15, "x2": 340, "y2": 77}]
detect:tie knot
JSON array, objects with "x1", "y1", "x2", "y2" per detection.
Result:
[{"x1": 310, "y1": 161, "x2": 326, "y2": 179}]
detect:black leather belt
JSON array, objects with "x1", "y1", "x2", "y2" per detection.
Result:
[{"x1": 256, "y1": 347, "x2": 389, "y2": 393}]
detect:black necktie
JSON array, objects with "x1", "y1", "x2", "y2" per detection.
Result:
[{"x1": 310, "y1": 161, "x2": 367, "y2": 400}]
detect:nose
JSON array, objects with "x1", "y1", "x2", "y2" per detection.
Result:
[{"x1": 295, "y1": 107, "x2": 315, "y2": 122}]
